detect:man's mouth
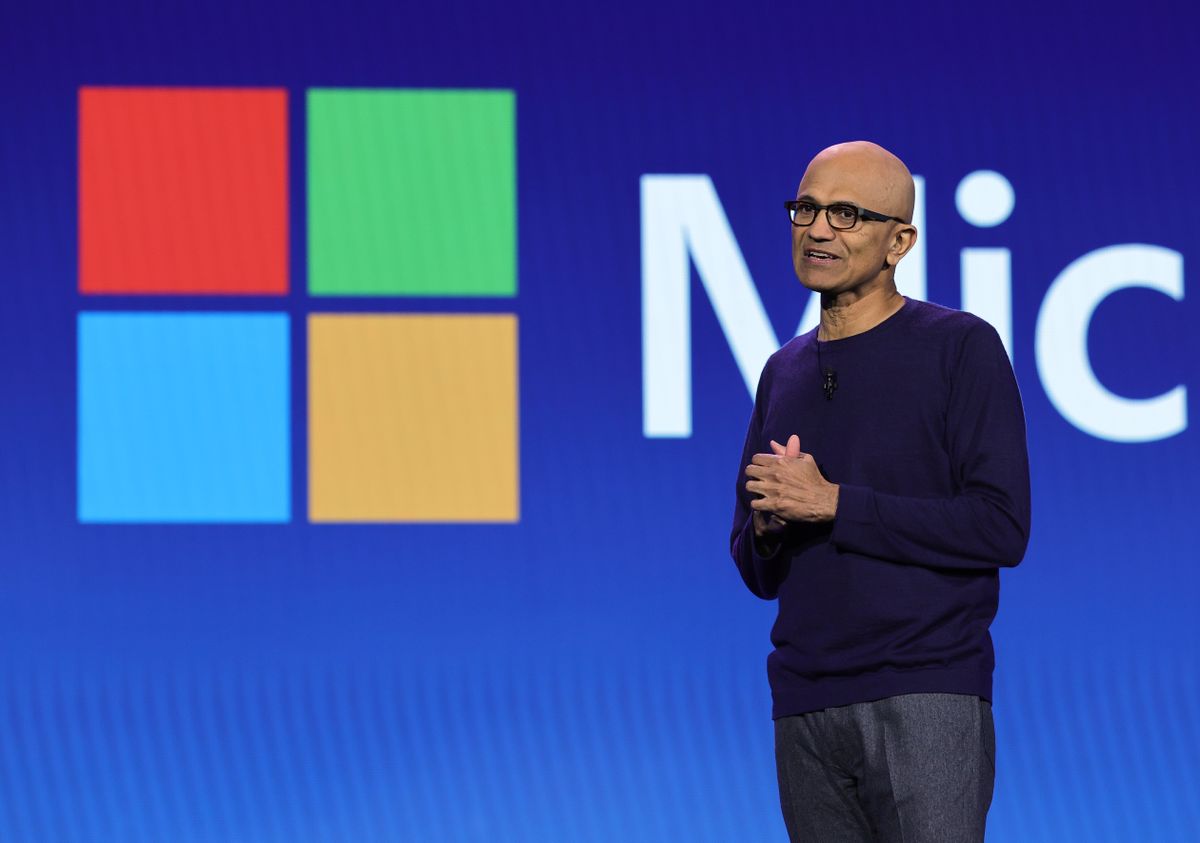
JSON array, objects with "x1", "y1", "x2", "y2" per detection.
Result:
[{"x1": 804, "y1": 249, "x2": 840, "y2": 263}]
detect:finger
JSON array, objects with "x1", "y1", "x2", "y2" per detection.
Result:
[
  {"x1": 744, "y1": 464, "x2": 769, "y2": 479},
  {"x1": 744, "y1": 480, "x2": 768, "y2": 495},
  {"x1": 786, "y1": 434, "x2": 801, "y2": 458},
  {"x1": 770, "y1": 439, "x2": 786, "y2": 456},
  {"x1": 751, "y1": 453, "x2": 779, "y2": 466}
]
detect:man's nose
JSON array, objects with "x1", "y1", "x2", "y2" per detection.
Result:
[{"x1": 807, "y1": 211, "x2": 836, "y2": 240}]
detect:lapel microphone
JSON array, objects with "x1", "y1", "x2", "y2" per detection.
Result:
[
  {"x1": 822, "y1": 368, "x2": 838, "y2": 401},
  {"x1": 816, "y1": 329, "x2": 837, "y2": 400}
]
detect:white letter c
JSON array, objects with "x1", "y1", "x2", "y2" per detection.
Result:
[{"x1": 1036, "y1": 244, "x2": 1186, "y2": 443}]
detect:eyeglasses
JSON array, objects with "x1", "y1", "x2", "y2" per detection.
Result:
[{"x1": 784, "y1": 199, "x2": 907, "y2": 231}]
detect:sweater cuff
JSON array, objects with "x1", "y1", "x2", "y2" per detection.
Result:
[
  {"x1": 754, "y1": 533, "x2": 784, "y2": 561},
  {"x1": 743, "y1": 516, "x2": 784, "y2": 561},
  {"x1": 831, "y1": 483, "x2": 875, "y2": 549}
]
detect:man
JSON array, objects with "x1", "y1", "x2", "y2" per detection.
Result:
[{"x1": 730, "y1": 141, "x2": 1030, "y2": 842}]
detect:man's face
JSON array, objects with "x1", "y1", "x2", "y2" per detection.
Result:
[{"x1": 791, "y1": 151, "x2": 911, "y2": 297}]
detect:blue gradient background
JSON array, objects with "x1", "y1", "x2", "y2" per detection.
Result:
[{"x1": 3, "y1": 1, "x2": 1199, "y2": 840}]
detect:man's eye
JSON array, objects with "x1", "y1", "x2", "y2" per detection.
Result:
[
  {"x1": 796, "y1": 202, "x2": 817, "y2": 215},
  {"x1": 831, "y1": 206, "x2": 858, "y2": 224}
]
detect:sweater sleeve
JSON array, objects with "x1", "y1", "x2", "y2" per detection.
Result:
[
  {"x1": 729, "y1": 360, "x2": 786, "y2": 599},
  {"x1": 830, "y1": 321, "x2": 1031, "y2": 572}
]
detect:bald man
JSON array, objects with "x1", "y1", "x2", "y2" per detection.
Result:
[{"x1": 730, "y1": 142, "x2": 1030, "y2": 842}]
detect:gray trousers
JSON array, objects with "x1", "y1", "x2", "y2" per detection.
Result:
[{"x1": 774, "y1": 693, "x2": 995, "y2": 842}]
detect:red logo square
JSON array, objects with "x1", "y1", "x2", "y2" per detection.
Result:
[{"x1": 79, "y1": 87, "x2": 288, "y2": 295}]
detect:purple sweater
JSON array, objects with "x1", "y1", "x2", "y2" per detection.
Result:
[{"x1": 730, "y1": 297, "x2": 1031, "y2": 718}]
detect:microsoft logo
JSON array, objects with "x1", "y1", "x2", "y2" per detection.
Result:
[{"x1": 77, "y1": 87, "x2": 519, "y2": 523}]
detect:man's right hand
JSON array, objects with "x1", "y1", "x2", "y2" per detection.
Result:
[{"x1": 750, "y1": 435, "x2": 802, "y2": 540}]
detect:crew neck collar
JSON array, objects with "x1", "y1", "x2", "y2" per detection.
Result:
[{"x1": 815, "y1": 296, "x2": 912, "y2": 347}]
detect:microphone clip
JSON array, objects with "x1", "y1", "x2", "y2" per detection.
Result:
[{"x1": 822, "y1": 368, "x2": 838, "y2": 401}]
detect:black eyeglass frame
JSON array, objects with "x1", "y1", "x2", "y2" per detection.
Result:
[{"x1": 784, "y1": 199, "x2": 908, "y2": 230}]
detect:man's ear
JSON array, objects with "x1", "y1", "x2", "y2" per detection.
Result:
[{"x1": 885, "y1": 225, "x2": 918, "y2": 267}]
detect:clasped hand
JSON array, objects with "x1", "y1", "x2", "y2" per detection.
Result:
[{"x1": 744, "y1": 434, "x2": 839, "y2": 538}]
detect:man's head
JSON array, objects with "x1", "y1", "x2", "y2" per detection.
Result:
[{"x1": 791, "y1": 141, "x2": 918, "y2": 298}]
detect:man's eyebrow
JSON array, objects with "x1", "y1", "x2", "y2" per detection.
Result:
[{"x1": 796, "y1": 194, "x2": 858, "y2": 206}]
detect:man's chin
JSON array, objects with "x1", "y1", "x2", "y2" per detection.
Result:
[{"x1": 794, "y1": 273, "x2": 840, "y2": 294}]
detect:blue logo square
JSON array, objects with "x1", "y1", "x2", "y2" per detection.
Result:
[{"x1": 78, "y1": 312, "x2": 291, "y2": 522}]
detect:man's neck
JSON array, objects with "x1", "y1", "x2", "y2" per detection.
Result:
[{"x1": 818, "y1": 283, "x2": 905, "y2": 341}]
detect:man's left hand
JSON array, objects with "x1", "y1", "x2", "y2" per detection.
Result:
[{"x1": 744, "y1": 434, "x2": 840, "y2": 524}]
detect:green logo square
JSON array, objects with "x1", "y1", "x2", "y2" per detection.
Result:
[{"x1": 307, "y1": 88, "x2": 515, "y2": 297}]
